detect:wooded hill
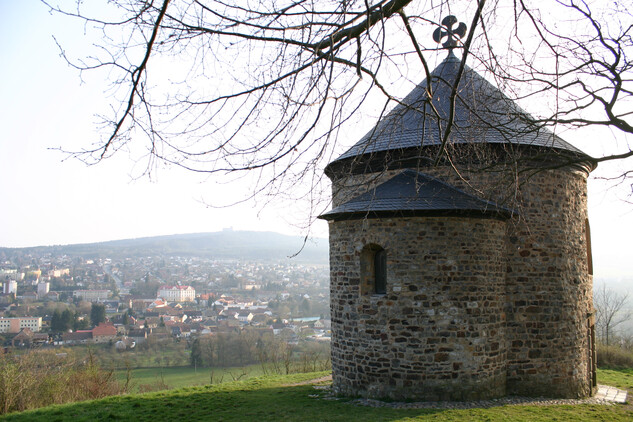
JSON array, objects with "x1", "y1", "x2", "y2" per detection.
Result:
[{"x1": 0, "y1": 231, "x2": 328, "y2": 263}]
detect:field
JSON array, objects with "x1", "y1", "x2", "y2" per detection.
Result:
[
  {"x1": 88, "y1": 340, "x2": 190, "y2": 370},
  {"x1": 116, "y1": 365, "x2": 267, "y2": 392},
  {"x1": 3, "y1": 369, "x2": 630, "y2": 421},
  {"x1": 596, "y1": 368, "x2": 633, "y2": 391}
]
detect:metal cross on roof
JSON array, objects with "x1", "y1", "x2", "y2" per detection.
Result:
[{"x1": 432, "y1": 15, "x2": 467, "y2": 49}]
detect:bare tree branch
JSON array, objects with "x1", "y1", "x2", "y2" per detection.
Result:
[
  {"x1": 594, "y1": 284, "x2": 631, "y2": 346},
  {"x1": 43, "y1": 0, "x2": 633, "y2": 220}
]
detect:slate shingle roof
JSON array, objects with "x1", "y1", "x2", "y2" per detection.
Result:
[
  {"x1": 326, "y1": 53, "x2": 595, "y2": 175},
  {"x1": 319, "y1": 170, "x2": 512, "y2": 221}
]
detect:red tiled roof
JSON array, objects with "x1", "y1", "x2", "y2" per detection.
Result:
[
  {"x1": 13, "y1": 328, "x2": 33, "y2": 339},
  {"x1": 92, "y1": 323, "x2": 117, "y2": 337}
]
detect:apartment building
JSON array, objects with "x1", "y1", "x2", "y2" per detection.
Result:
[{"x1": 0, "y1": 317, "x2": 42, "y2": 333}]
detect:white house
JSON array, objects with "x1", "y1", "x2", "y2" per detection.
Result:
[{"x1": 157, "y1": 285, "x2": 196, "y2": 302}]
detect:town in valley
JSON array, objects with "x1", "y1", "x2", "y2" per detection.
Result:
[{"x1": 0, "y1": 231, "x2": 331, "y2": 368}]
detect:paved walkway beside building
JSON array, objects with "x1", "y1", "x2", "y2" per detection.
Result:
[
  {"x1": 306, "y1": 378, "x2": 629, "y2": 409},
  {"x1": 595, "y1": 385, "x2": 628, "y2": 404}
]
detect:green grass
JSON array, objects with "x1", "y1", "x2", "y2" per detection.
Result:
[
  {"x1": 116, "y1": 364, "x2": 267, "y2": 392},
  {"x1": 597, "y1": 368, "x2": 633, "y2": 391},
  {"x1": 121, "y1": 367, "x2": 633, "y2": 395},
  {"x1": 2, "y1": 370, "x2": 632, "y2": 422}
]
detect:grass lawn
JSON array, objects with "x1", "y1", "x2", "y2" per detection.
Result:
[
  {"x1": 122, "y1": 366, "x2": 633, "y2": 394},
  {"x1": 117, "y1": 364, "x2": 267, "y2": 392},
  {"x1": 597, "y1": 368, "x2": 633, "y2": 391},
  {"x1": 2, "y1": 370, "x2": 632, "y2": 422}
]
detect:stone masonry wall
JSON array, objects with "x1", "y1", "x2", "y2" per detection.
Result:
[
  {"x1": 501, "y1": 170, "x2": 593, "y2": 398},
  {"x1": 419, "y1": 166, "x2": 593, "y2": 398},
  {"x1": 328, "y1": 164, "x2": 593, "y2": 399},
  {"x1": 329, "y1": 217, "x2": 508, "y2": 401}
]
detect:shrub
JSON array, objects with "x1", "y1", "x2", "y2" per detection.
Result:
[
  {"x1": 597, "y1": 342, "x2": 633, "y2": 368},
  {"x1": 138, "y1": 378, "x2": 170, "y2": 393},
  {"x1": 0, "y1": 349, "x2": 124, "y2": 415}
]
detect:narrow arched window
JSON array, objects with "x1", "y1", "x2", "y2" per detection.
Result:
[
  {"x1": 374, "y1": 249, "x2": 387, "y2": 294},
  {"x1": 360, "y1": 244, "x2": 387, "y2": 295}
]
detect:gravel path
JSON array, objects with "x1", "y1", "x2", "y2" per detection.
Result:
[
  {"x1": 300, "y1": 378, "x2": 628, "y2": 409},
  {"x1": 347, "y1": 393, "x2": 619, "y2": 409}
]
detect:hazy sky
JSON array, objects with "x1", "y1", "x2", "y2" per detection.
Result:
[
  {"x1": 0, "y1": 1, "x2": 327, "y2": 247},
  {"x1": 0, "y1": 2, "x2": 631, "y2": 285}
]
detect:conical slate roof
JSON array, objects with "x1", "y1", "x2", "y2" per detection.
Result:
[
  {"x1": 319, "y1": 169, "x2": 512, "y2": 221},
  {"x1": 325, "y1": 53, "x2": 595, "y2": 176}
]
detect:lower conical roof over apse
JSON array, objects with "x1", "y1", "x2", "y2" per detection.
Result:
[{"x1": 319, "y1": 169, "x2": 513, "y2": 221}]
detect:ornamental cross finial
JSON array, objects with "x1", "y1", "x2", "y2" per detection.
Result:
[{"x1": 432, "y1": 15, "x2": 467, "y2": 49}]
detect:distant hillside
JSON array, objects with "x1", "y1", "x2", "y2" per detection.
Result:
[{"x1": 0, "y1": 230, "x2": 328, "y2": 263}]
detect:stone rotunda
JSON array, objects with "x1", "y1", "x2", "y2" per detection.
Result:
[{"x1": 318, "y1": 20, "x2": 598, "y2": 401}]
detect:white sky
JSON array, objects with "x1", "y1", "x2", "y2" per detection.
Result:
[
  {"x1": 0, "y1": 1, "x2": 327, "y2": 248},
  {"x1": 0, "y1": 2, "x2": 631, "y2": 285}
]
